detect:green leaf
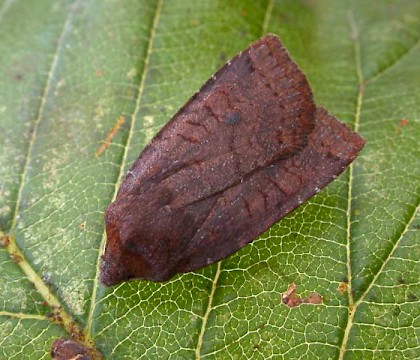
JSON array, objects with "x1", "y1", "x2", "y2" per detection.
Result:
[{"x1": 1, "y1": 0, "x2": 419, "y2": 359}]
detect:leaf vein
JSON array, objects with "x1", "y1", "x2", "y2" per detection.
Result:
[
  {"x1": 0, "y1": 0, "x2": 93, "y2": 349},
  {"x1": 261, "y1": 0, "x2": 274, "y2": 35},
  {"x1": 0, "y1": 310, "x2": 49, "y2": 321},
  {"x1": 85, "y1": 0, "x2": 164, "y2": 337},
  {"x1": 339, "y1": 202, "x2": 419, "y2": 358},
  {"x1": 9, "y1": 1, "x2": 77, "y2": 233},
  {"x1": 366, "y1": 35, "x2": 420, "y2": 84},
  {"x1": 195, "y1": 262, "x2": 222, "y2": 360},
  {"x1": 339, "y1": 11, "x2": 364, "y2": 360}
]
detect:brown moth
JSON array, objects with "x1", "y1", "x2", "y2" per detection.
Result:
[{"x1": 100, "y1": 34, "x2": 365, "y2": 286}]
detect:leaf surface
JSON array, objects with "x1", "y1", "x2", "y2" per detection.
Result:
[{"x1": 0, "y1": 0, "x2": 419, "y2": 359}]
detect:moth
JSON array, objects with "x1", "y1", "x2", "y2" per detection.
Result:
[{"x1": 100, "y1": 34, "x2": 365, "y2": 286}]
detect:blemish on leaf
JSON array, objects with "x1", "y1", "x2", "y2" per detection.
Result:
[
  {"x1": 60, "y1": 280, "x2": 88, "y2": 316},
  {"x1": 42, "y1": 273, "x2": 54, "y2": 288},
  {"x1": 47, "y1": 306, "x2": 63, "y2": 325},
  {"x1": 338, "y1": 281, "x2": 348, "y2": 295},
  {"x1": 0, "y1": 234, "x2": 10, "y2": 247},
  {"x1": 143, "y1": 115, "x2": 157, "y2": 142},
  {"x1": 143, "y1": 115, "x2": 155, "y2": 128},
  {"x1": 95, "y1": 116, "x2": 124, "y2": 156},
  {"x1": 282, "y1": 283, "x2": 323, "y2": 308},
  {"x1": 305, "y1": 292, "x2": 323, "y2": 304},
  {"x1": 257, "y1": 322, "x2": 266, "y2": 330},
  {"x1": 126, "y1": 67, "x2": 137, "y2": 79},
  {"x1": 96, "y1": 69, "x2": 103, "y2": 78},
  {"x1": 54, "y1": 78, "x2": 66, "y2": 96},
  {"x1": 407, "y1": 293, "x2": 418, "y2": 302},
  {"x1": 93, "y1": 102, "x2": 109, "y2": 125},
  {"x1": 393, "y1": 306, "x2": 402, "y2": 316},
  {"x1": 399, "y1": 119, "x2": 409, "y2": 126},
  {"x1": 11, "y1": 253, "x2": 23, "y2": 263},
  {"x1": 396, "y1": 276, "x2": 405, "y2": 284}
]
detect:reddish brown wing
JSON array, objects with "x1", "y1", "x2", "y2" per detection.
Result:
[
  {"x1": 118, "y1": 34, "x2": 315, "y2": 201},
  {"x1": 176, "y1": 107, "x2": 365, "y2": 273},
  {"x1": 51, "y1": 339, "x2": 94, "y2": 360},
  {"x1": 101, "y1": 35, "x2": 315, "y2": 285},
  {"x1": 100, "y1": 35, "x2": 362, "y2": 286}
]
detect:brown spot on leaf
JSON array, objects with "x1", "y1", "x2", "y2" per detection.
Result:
[
  {"x1": 407, "y1": 293, "x2": 418, "y2": 302},
  {"x1": 0, "y1": 234, "x2": 10, "y2": 247},
  {"x1": 396, "y1": 276, "x2": 405, "y2": 285},
  {"x1": 11, "y1": 254, "x2": 23, "y2": 263},
  {"x1": 95, "y1": 116, "x2": 124, "y2": 156},
  {"x1": 257, "y1": 322, "x2": 266, "y2": 329},
  {"x1": 393, "y1": 306, "x2": 401, "y2": 316},
  {"x1": 47, "y1": 306, "x2": 63, "y2": 325},
  {"x1": 304, "y1": 292, "x2": 323, "y2": 304},
  {"x1": 338, "y1": 281, "x2": 348, "y2": 295},
  {"x1": 282, "y1": 283, "x2": 323, "y2": 308},
  {"x1": 399, "y1": 119, "x2": 409, "y2": 126}
]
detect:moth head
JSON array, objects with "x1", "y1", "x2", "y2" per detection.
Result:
[{"x1": 100, "y1": 197, "x2": 176, "y2": 285}]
